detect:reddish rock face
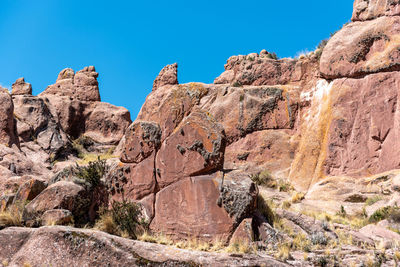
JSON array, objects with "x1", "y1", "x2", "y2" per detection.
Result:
[
  {"x1": 150, "y1": 175, "x2": 235, "y2": 241},
  {"x1": 224, "y1": 129, "x2": 296, "y2": 176},
  {"x1": 108, "y1": 154, "x2": 156, "y2": 201},
  {"x1": 41, "y1": 66, "x2": 101, "y2": 101},
  {"x1": 13, "y1": 178, "x2": 47, "y2": 204},
  {"x1": 324, "y1": 71, "x2": 400, "y2": 178},
  {"x1": 214, "y1": 53, "x2": 319, "y2": 86},
  {"x1": 352, "y1": 0, "x2": 400, "y2": 21},
  {"x1": 41, "y1": 209, "x2": 73, "y2": 226},
  {"x1": 11, "y1": 78, "x2": 32, "y2": 95},
  {"x1": 152, "y1": 63, "x2": 178, "y2": 91},
  {"x1": 200, "y1": 85, "x2": 298, "y2": 143},
  {"x1": 0, "y1": 227, "x2": 286, "y2": 267},
  {"x1": 230, "y1": 218, "x2": 254, "y2": 244},
  {"x1": 120, "y1": 121, "x2": 161, "y2": 163},
  {"x1": 0, "y1": 88, "x2": 19, "y2": 147},
  {"x1": 83, "y1": 101, "x2": 132, "y2": 145},
  {"x1": 155, "y1": 109, "x2": 225, "y2": 189},
  {"x1": 22, "y1": 181, "x2": 91, "y2": 226},
  {"x1": 42, "y1": 95, "x2": 131, "y2": 144},
  {"x1": 138, "y1": 83, "x2": 209, "y2": 140},
  {"x1": 320, "y1": 16, "x2": 400, "y2": 79}
]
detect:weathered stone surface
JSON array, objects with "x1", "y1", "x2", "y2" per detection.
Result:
[
  {"x1": 199, "y1": 85, "x2": 298, "y2": 144},
  {"x1": 41, "y1": 66, "x2": 101, "y2": 101},
  {"x1": 320, "y1": 16, "x2": 400, "y2": 79},
  {"x1": 22, "y1": 181, "x2": 91, "y2": 226},
  {"x1": 43, "y1": 95, "x2": 131, "y2": 144},
  {"x1": 152, "y1": 63, "x2": 178, "y2": 91},
  {"x1": 137, "y1": 83, "x2": 209, "y2": 140},
  {"x1": 0, "y1": 226, "x2": 287, "y2": 267},
  {"x1": 360, "y1": 224, "x2": 400, "y2": 244},
  {"x1": 352, "y1": 0, "x2": 400, "y2": 21},
  {"x1": 217, "y1": 171, "x2": 258, "y2": 226},
  {"x1": 13, "y1": 178, "x2": 47, "y2": 204},
  {"x1": 0, "y1": 88, "x2": 19, "y2": 147},
  {"x1": 107, "y1": 155, "x2": 156, "y2": 201},
  {"x1": 230, "y1": 218, "x2": 254, "y2": 244},
  {"x1": 120, "y1": 121, "x2": 161, "y2": 163},
  {"x1": 13, "y1": 95, "x2": 70, "y2": 153},
  {"x1": 11, "y1": 78, "x2": 32, "y2": 95},
  {"x1": 214, "y1": 53, "x2": 319, "y2": 86},
  {"x1": 43, "y1": 95, "x2": 86, "y2": 139},
  {"x1": 0, "y1": 194, "x2": 14, "y2": 212},
  {"x1": 155, "y1": 109, "x2": 225, "y2": 189},
  {"x1": 224, "y1": 130, "x2": 296, "y2": 178},
  {"x1": 83, "y1": 101, "x2": 131, "y2": 144},
  {"x1": 41, "y1": 209, "x2": 73, "y2": 226},
  {"x1": 150, "y1": 175, "x2": 235, "y2": 241},
  {"x1": 325, "y1": 72, "x2": 400, "y2": 179}
]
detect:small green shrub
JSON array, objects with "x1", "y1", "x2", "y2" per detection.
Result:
[
  {"x1": 250, "y1": 170, "x2": 276, "y2": 187},
  {"x1": 110, "y1": 200, "x2": 147, "y2": 239},
  {"x1": 266, "y1": 52, "x2": 278, "y2": 60},
  {"x1": 232, "y1": 81, "x2": 243, "y2": 87},
  {"x1": 75, "y1": 157, "x2": 107, "y2": 188},
  {"x1": 336, "y1": 205, "x2": 347, "y2": 218},
  {"x1": 369, "y1": 206, "x2": 399, "y2": 223},
  {"x1": 365, "y1": 196, "x2": 382, "y2": 206}
]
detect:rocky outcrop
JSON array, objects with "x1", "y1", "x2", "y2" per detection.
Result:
[
  {"x1": 0, "y1": 88, "x2": 19, "y2": 147},
  {"x1": 155, "y1": 109, "x2": 226, "y2": 188},
  {"x1": 320, "y1": 16, "x2": 400, "y2": 79},
  {"x1": 152, "y1": 63, "x2": 178, "y2": 91},
  {"x1": 41, "y1": 66, "x2": 100, "y2": 101},
  {"x1": 21, "y1": 181, "x2": 105, "y2": 226},
  {"x1": 120, "y1": 121, "x2": 161, "y2": 163},
  {"x1": 11, "y1": 78, "x2": 32, "y2": 95},
  {"x1": 214, "y1": 52, "x2": 319, "y2": 86},
  {"x1": 0, "y1": 226, "x2": 287, "y2": 267},
  {"x1": 13, "y1": 95, "x2": 70, "y2": 154},
  {"x1": 352, "y1": 0, "x2": 400, "y2": 21}
]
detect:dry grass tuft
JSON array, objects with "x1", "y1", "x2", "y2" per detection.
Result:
[
  {"x1": 291, "y1": 192, "x2": 305, "y2": 203},
  {"x1": 0, "y1": 205, "x2": 23, "y2": 228},
  {"x1": 225, "y1": 239, "x2": 256, "y2": 254},
  {"x1": 276, "y1": 243, "x2": 291, "y2": 261}
]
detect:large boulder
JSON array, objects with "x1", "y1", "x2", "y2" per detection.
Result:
[
  {"x1": 22, "y1": 181, "x2": 92, "y2": 226},
  {"x1": 352, "y1": 0, "x2": 400, "y2": 21},
  {"x1": 150, "y1": 171, "x2": 257, "y2": 242},
  {"x1": 0, "y1": 88, "x2": 19, "y2": 147},
  {"x1": 320, "y1": 16, "x2": 400, "y2": 79},
  {"x1": 155, "y1": 109, "x2": 226, "y2": 189},
  {"x1": 83, "y1": 101, "x2": 131, "y2": 144},
  {"x1": 152, "y1": 63, "x2": 178, "y2": 91},
  {"x1": 0, "y1": 226, "x2": 287, "y2": 267},
  {"x1": 137, "y1": 83, "x2": 209, "y2": 140},
  {"x1": 43, "y1": 95, "x2": 131, "y2": 144},
  {"x1": 13, "y1": 178, "x2": 47, "y2": 204},
  {"x1": 11, "y1": 78, "x2": 32, "y2": 95},
  {"x1": 150, "y1": 175, "x2": 235, "y2": 242},
  {"x1": 40, "y1": 66, "x2": 100, "y2": 101},
  {"x1": 13, "y1": 95, "x2": 70, "y2": 153}
]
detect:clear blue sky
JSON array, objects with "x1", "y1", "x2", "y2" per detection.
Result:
[{"x1": 0, "y1": 0, "x2": 353, "y2": 119}]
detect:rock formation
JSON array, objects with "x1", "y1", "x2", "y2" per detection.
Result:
[{"x1": 1, "y1": 0, "x2": 400, "y2": 265}]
